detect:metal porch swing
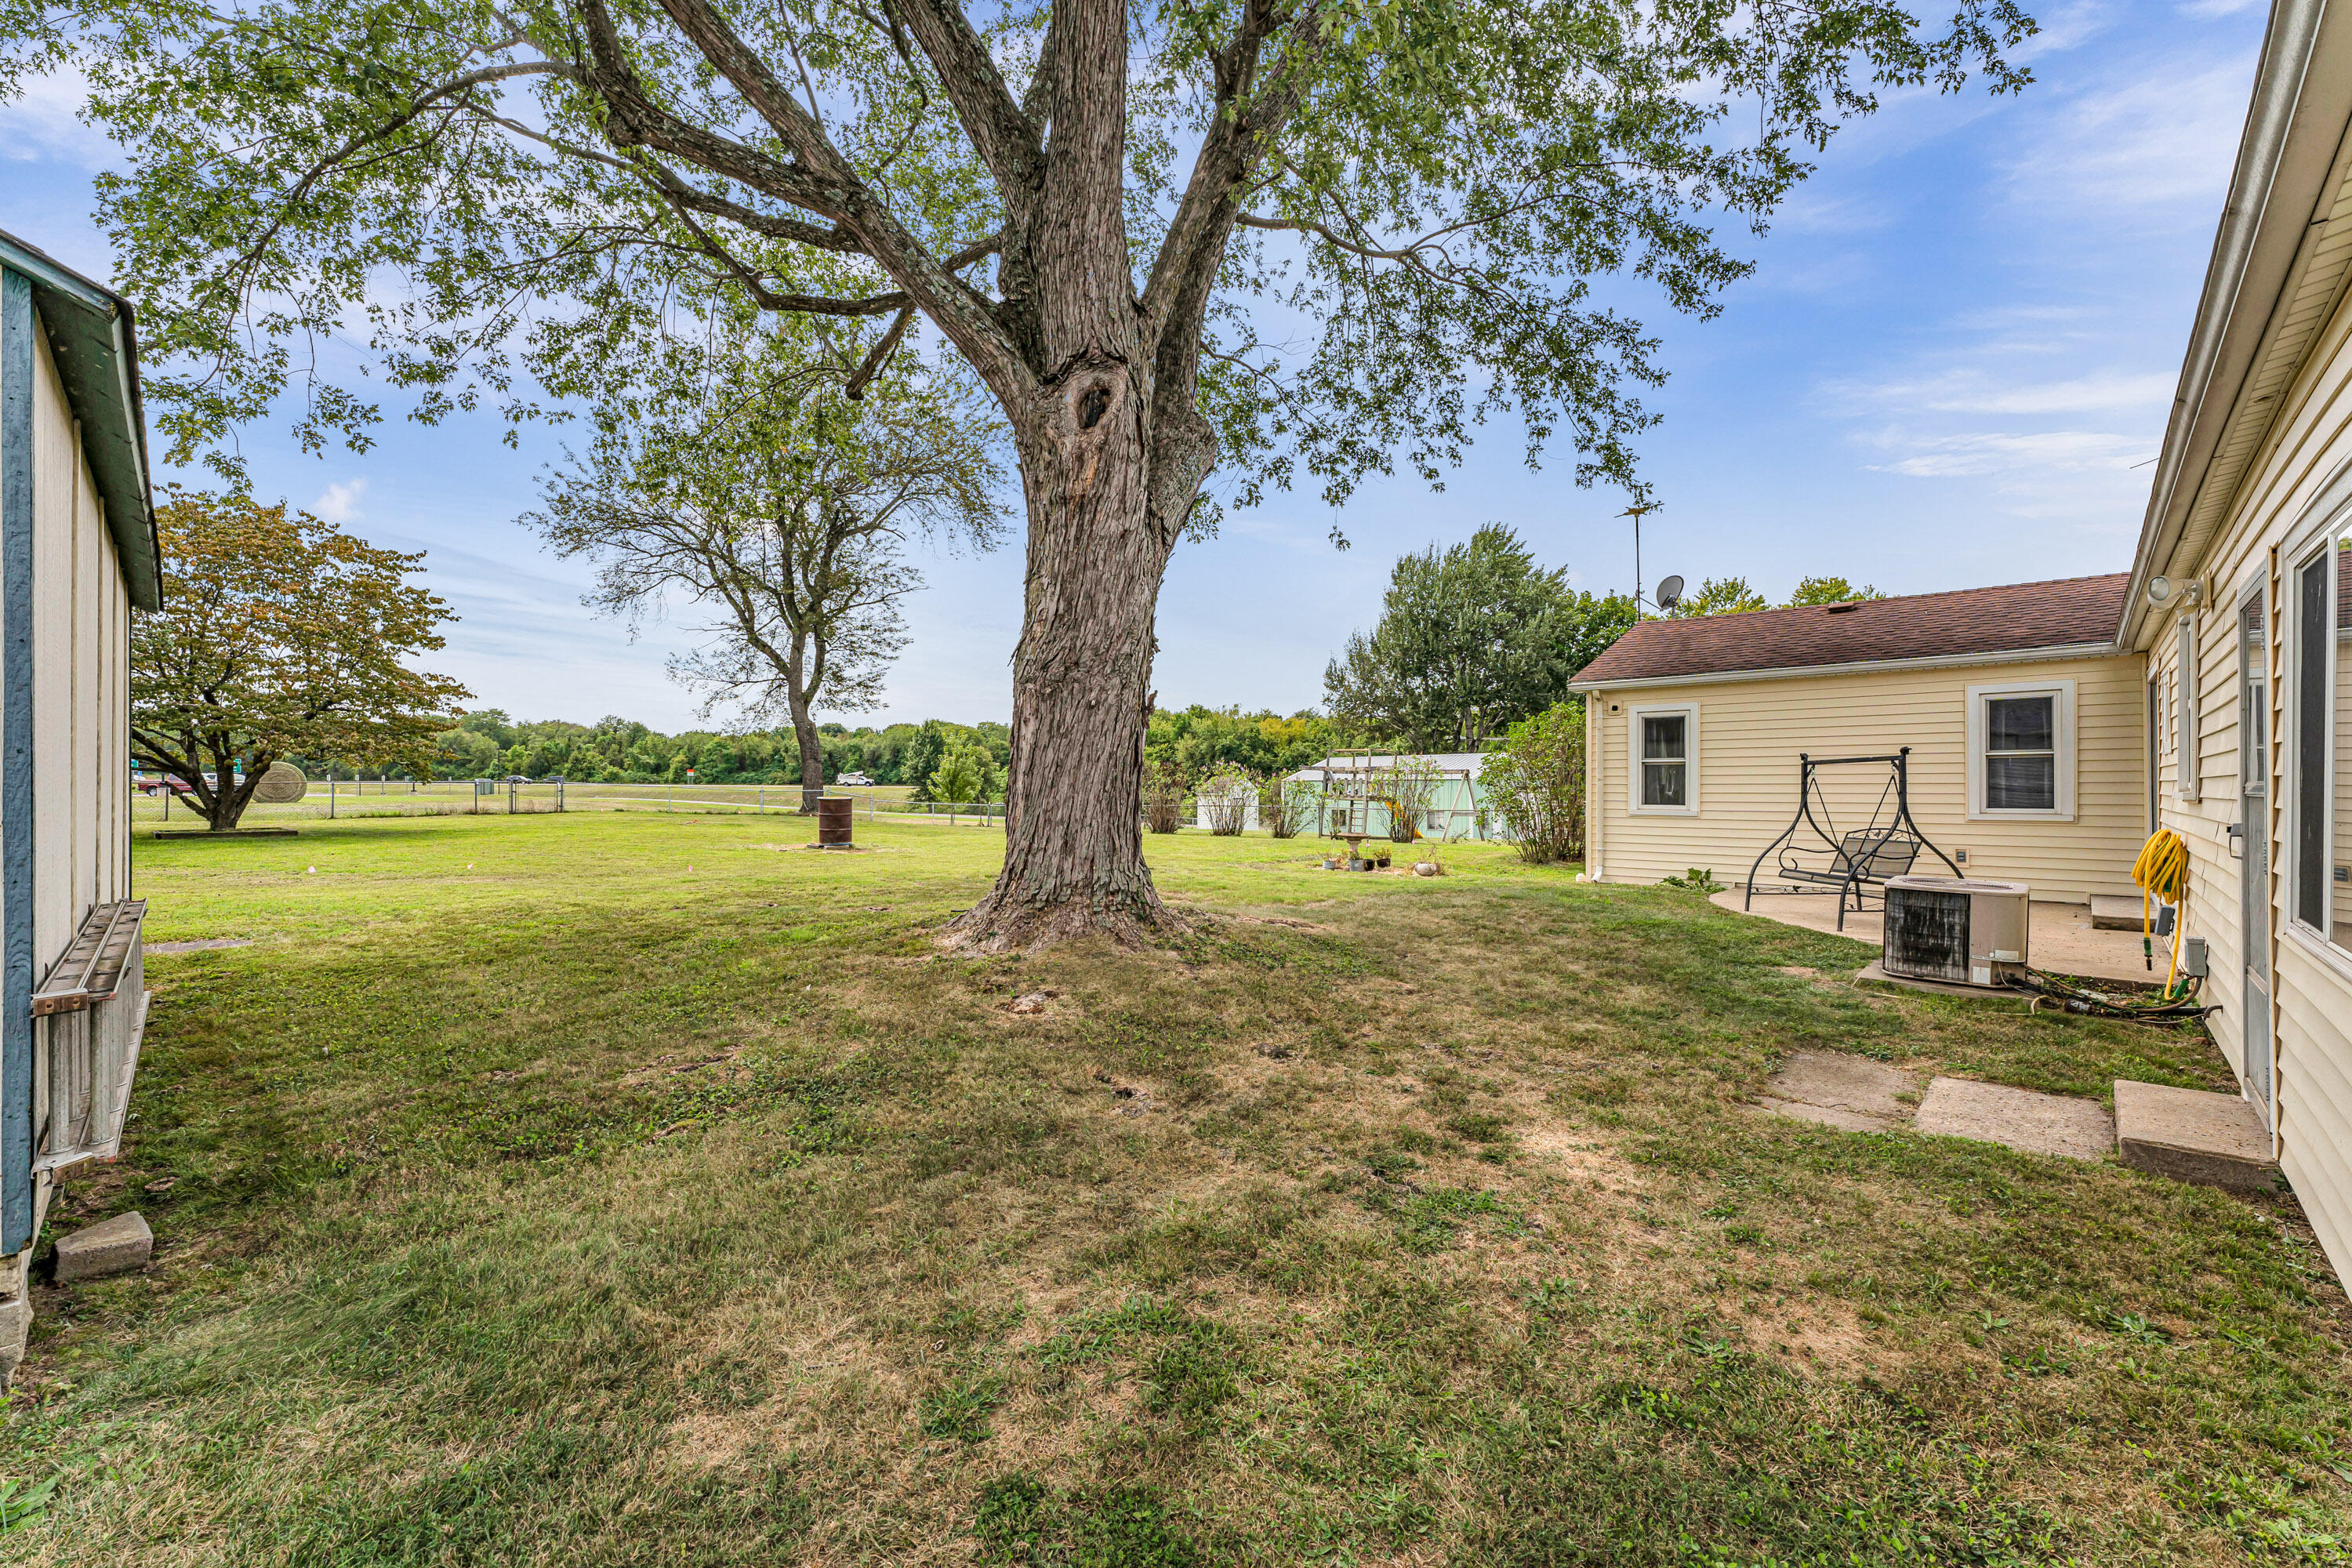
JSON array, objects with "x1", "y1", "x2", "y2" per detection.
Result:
[{"x1": 1744, "y1": 749, "x2": 1961, "y2": 930}]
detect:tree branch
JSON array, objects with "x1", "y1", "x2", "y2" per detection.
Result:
[
  {"x1": 879, "y1": 0, "x2": 1044, "y2": 199},
  {"x1": 845, "y1": 307, "x2": 915, "y2": 399}
]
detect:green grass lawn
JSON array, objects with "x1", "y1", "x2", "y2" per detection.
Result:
[{"x1": 5, "y1": 812, "x2": 2348, "y2": 1565}]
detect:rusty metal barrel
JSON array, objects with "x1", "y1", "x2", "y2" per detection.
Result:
[{"x1": 816, "y1": 796, "x2": 854, "y2": 847}]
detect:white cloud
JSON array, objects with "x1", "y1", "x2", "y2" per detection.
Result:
[
  {"x1": 1835, "y1": 368, "x2": 2173, "y2": 416},
  {"x1": 2178, "y1": 0, "x2": 2261, "y2": 17},
  {"x1": 2005, "y1": 57, "x2": 2253, "y2": 209},
  {"x1": 0, "y1": 67, "x2": 113, "y2": 169},
  {"x1": 1866, "y1": 429, "x2": 2148, "y2": 477},
  {"x1": 314, "y1": 478, "x2": 368, "y2": 524}
]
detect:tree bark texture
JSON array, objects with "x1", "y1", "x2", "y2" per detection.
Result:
[
  {"x1": 945, "y1": 353, "x2": 1184, "y2": 950},
  {"x1": 786, "y1": 674, "x2": 826, "y2": 814}
]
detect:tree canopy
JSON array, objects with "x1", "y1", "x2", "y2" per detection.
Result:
[
  {"x1": 1664, "y1": 575, "x2": 1771, "y2": 618},
  {"x1": 1786, "y1": 575, "x2": 1887, "y2": 606},
  {"x1": 24, "y1": 0, "x2": 2031, "y2": 939},
  {"x1": 1325, "y1": 524, "x2": 1634, "y2": 752},
  {"x1": 525, "y1": 300, "x2": 1002, "y2": 808},
  {"x1": 131, "y1": 491, "x2": 470, "y2": 829}
]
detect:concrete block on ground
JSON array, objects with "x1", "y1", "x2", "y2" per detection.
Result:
[
  {"x1": 2115, "y1": 1080, "x2": 2281, "y2": 1191},
  {"x1": 0, "y1": 1295, "x2": 28, "y2": 1389},
  {"x1": 2089, "y1": 895, "x2": 2147, "y2": 931},
  {"x1": 53, "y1": 1211, "x2": 152, "y2": 1283},
  {"x1": 1917, "y1": 1078, "x2": 2113, "y2": 1161},
  {"x1": 1762, "y1": 1051, "x2": 1922, "y2": 1124}
]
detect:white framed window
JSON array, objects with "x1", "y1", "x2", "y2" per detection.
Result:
[
  {"x1": 2286, "y1": 522, "x2": 2352, "y2": 955},
  {"x1": 2176, "y1": 615, "x2": 2201, "y2": 800},
  {"x1": 1966, "y1": 680, "x2": 2074, "y2": 820},
  {"x1": 1628, "y1": 704, "x2": 1697, "y2": 815}
]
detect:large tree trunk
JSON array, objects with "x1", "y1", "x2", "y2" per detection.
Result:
[
  {"x1": 946, "y1": 353, "x2": 1184, "y2": 952},
  {"x1": 789, "y1": 700, "x2": 825, "y2": 814},
  {"x1": 199, "y1": 757, "x2": 260, "y2": 831}
]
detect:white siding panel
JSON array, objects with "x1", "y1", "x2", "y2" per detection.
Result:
[
  {"x1": 2156, "y1": 249, "x2": 2352, "y2": 1290},
  {"x1": 27, "y1": 318, "x2": 135, "y2": 978},
  {"x1": 1590, "y1": 652, "x2": 2147, "y2": 903}
]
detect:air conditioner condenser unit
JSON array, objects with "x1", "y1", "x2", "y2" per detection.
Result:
[{"x1": 1882, "y1": 876, "x2": 2031, "y2": 989}]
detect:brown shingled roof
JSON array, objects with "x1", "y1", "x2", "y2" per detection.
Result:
[{"x1": 1569, "y1": 572, "x2": 2129, "y2": 687}]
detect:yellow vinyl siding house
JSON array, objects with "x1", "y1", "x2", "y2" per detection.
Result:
[
  {"x1": 2, "y1": 231, "x2": 162, "y2": 1387},
  {"x1": 2124, "y1": 0, "x2": 2352, "y2": 1292},
  {"x1": 1569, "y1": 579, "x2": 2148, "y2": 905}
]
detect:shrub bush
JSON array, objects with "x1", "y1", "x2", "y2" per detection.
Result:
[{"x1": 1482, "y1": 700, "x2": 1584, "y2": 863}]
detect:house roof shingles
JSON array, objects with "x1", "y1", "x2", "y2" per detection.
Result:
[{"x1": 1568, "y1": 572, "x2": 2130, "y2": 688}]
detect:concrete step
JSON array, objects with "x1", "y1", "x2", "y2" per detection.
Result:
[
  {"x1": 2089, "y1": 895, "x2": 2148, "y2": 931},
  {"x1": 2114, "y1": 1080, "x2": 2281, "y2": 1191}
]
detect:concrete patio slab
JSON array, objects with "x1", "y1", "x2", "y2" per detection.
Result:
[
  {"x1": 2114, "y1": 1080, "x2": 2281, "y2": 1191},
  {"x1": 1712, "y1": 891, "x2": 2151, "y2": 984},
  {"x1": 1856, "y1": 958, "x2": 2025, "y2": 1002},
  {"x1": 1916, "y1": 1078, "x2": 2114, "y2": 1161}
]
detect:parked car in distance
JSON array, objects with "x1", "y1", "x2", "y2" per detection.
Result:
[
  {"x1": 837, "y1": 772, "x2": 873, "y2": 786},
  {"x1": 135, "y1": 775, "x2": 194, "y2": 796}
]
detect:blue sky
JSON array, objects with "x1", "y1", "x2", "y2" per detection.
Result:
[{"x1": 0, "y1": 0, "x2": 2269, "y2": 730}]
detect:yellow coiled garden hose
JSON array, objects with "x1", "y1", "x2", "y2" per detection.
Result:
[{"x1": 2132, "y1": 828, "x2": 2192, "y2": 994}]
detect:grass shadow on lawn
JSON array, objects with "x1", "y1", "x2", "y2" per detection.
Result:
[{"x1": 3, "y1": 813, "x2": 2345, "y2": 1566}]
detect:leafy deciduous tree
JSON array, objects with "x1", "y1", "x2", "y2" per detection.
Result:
[
  {"x1": 1325, "y1": 524, "x2": 1631, "y2": 750},
  {"x1": 1480, "y1": 700, "x2": 1586, "y2": 864},
  {"x1": 130, "y1": 492, "x2": 470, "y2": 830},
  {"x1": 24, "y1": 0, "x2": 2029, "y2": 942},
  {"x1": 526, "y1": 303, "x2": 1001, "y2": 811},
  {"x1": 1785, "y1": 575, "x2": 1887, "y2": 606},
  {"x1": 1664, "y1": 576, "x2": 1771, "y2": 618}
]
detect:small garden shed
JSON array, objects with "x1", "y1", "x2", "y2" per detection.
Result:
[{"x1": 2, "y1": 231, "x2": 161, "y2": 1385}]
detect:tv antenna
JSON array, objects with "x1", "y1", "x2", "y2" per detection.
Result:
[{"x1": 1620, "y1": 503, "x2": 1661, "y2": 612}]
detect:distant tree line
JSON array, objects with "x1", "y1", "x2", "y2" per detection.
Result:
[{"x1": 293, "y1": 704, "x2": 1347, "y2": 796}]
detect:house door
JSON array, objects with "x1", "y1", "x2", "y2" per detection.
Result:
[{"x1": 2241, "y1": 592, "x2": 2274, "y2": 1123}]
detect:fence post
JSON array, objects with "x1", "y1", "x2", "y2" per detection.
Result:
[{"x1": 329, "y1": 771, "x2": 336, "y2": 820}]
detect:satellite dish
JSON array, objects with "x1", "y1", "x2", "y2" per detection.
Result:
[{"x1": 1655, "y1": 575, "x2": 1684, "y2": 612}]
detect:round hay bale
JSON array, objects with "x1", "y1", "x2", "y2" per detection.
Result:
[{"x1": 251, "y1": 760, "x2": 307, "y2": 804}]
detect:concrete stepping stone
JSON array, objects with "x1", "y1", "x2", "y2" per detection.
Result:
[
  {"x1": 2114, "y1": 1080, "x2": 2281, "y2": 1191},
  {"x1": 1758, "y1": 1051, "x2": 1922, "y2": 1131},
  {"x1": 53, "y1": 1211, "x2": 152, "y2": 1283},
  {"x1": 1916, "y1": 1078, "x2": 2113, "y2": 1161}
]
